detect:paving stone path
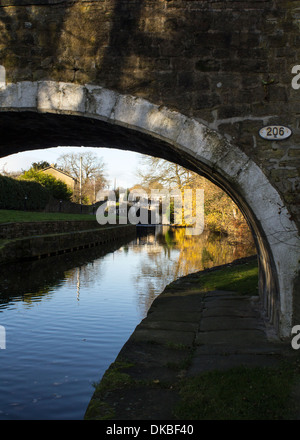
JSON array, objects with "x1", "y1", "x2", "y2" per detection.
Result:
[{"x1": 85, "y1": 269, "x2": 296, "y2": 420}]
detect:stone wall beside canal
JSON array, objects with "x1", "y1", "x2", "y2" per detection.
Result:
[
  {"x1": 0, "y1": 220, "x2": 102, "y2": 239},
  {"x1": 0, "y1": 223, "x2": 137, "y2": 265}
]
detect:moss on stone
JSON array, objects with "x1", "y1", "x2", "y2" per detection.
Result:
[
  {"x1": 93, "y1": 360, "x2": 136, "y2": 394},
  {"x1": 84, "y1": 399, "x2": 115, "y2": 420}
]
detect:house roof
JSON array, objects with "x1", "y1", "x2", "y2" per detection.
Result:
[{"x1": 41, "y1": 166, "x2": 78, "y2": 182}]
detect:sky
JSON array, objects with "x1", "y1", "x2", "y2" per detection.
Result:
[{"x1": 0, "y1": 146, "x2": 148, "y2": 189}]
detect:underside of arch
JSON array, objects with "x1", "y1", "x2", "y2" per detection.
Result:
[{"x1": 0, "y1": 81, "x2": 299, "y2": 338}]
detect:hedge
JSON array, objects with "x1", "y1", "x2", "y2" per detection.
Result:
[{"x1": 0, "y1": 175, "x2": 50, "y2": 211}]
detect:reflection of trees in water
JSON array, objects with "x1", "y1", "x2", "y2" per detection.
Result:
[
  {"x1": 0, "y1": 239, "x2": 127, "y2": 308},
  {"x1": 0, "y1": 258, "x2": 101, "y2": 308},
  {"x1": 63, "y1": 259, "x2": 104, "y2": 292},
  {"x1": 134, "y1": 227, "x2": 256, "y2": 317},
  {"x1": 156, "y1": 227, "x2": 255, "y2": 276},
  {"x1": 0, "y1": 226, "x2": 256, "y2": 316},
  {"x1": 132, "y1": 242, "x2": 180, "y2": 316}
]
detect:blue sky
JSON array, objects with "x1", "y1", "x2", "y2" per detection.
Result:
[{"x1": 0, "y1": 146, "x2": 146, "y2": 189}]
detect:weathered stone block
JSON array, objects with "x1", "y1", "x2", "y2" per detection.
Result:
[{"x1": 288, "y1": 148, "x2": 300, "y2": 157}]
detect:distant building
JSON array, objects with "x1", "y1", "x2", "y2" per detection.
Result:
[{"x1": 40, "y1": 165, "x2": 77, "y2": 191}]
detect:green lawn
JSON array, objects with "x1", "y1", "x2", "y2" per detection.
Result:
[
  {"x1": 0, "y1": 209, "x2": 98, "y2": 223},
  {"x1": 0, "y1": 209, "x2": 130, "y2": 225}
]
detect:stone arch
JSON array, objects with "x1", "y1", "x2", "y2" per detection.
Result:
[{"x1": 0, "y1": 80, "x2": 299, "y2": 338}]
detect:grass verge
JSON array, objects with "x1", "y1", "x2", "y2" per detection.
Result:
[
  {"x1": 0, "y1": 209, "x2": 97, "y2": 223},
  {"x1": 173, "y1": 359, "x2": 300, "y2": 420},
  {"x1": 194, "y1": 259, "x2": 259, "y2": 295},
  {"x1": 0, "y1": 209, "x2": 129, "y2": 225}
]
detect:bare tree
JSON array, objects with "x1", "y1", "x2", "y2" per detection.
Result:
[
  {"x1": 57, "y1": 151, "x2": 108, "y2": 204},
  {"x1": 136, "y1": 156, "x2": 251, "y2": 237},
  {"x1": 137, "y1": 156, "x2": 194, "y2": 192},
  {"x1": 0, "y1": 163, "x2": 22, "y2": 178}
]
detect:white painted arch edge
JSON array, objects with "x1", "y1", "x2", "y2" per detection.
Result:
[{"x1": 0, "y1": 80, "x2": 299, "y2": 336}]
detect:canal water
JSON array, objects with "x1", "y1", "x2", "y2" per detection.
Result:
[{"x1": 0, "y1": 226, "x2": 255, "y2": 420}]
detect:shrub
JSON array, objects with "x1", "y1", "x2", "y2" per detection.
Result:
[{"x1": 19, "y1": 170, "x2": 73, "y2": 201}]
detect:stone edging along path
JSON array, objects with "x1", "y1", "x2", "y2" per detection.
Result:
[{"x1": 84, "y1": 256, "x2": 297, "y2": 420}]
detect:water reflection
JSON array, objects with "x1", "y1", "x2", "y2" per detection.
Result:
[
  {"x1": 0, "y1": 236, "x2": 133, "y2": 309},
  {"x1": 132, "y1": 226, "x2": 256, "y2": 316},
  {"x1": 0, "y1": 225, "x2": 256, "y2": 420},
  {"x1": 0, "y1": 226, "x2": 255, "y2": 313}
]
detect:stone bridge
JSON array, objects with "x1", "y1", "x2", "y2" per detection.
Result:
[{"x1": 0, "y1": 0, "x2": 299, "y2": 338}]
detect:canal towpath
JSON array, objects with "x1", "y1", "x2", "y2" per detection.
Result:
[{"x1": 85, "y1": 256, "x2": 298, "y2": 420}]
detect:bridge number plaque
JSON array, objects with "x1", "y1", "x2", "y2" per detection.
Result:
[{"x1": 259, "y1": 125, "x2": 292, "y2": 141}]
